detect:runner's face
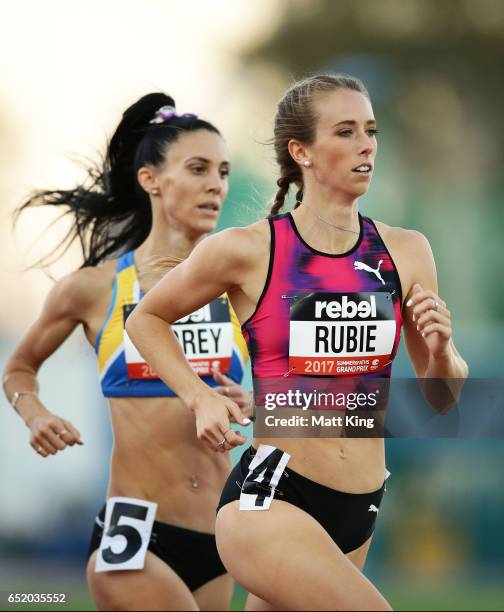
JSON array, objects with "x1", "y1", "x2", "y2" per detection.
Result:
[
  {"x1": 155, "y1": 130, "x2": 230, "y2": 235},
  {"x1": 308, "y1": 89, "x2": 377, "y2": 199}
]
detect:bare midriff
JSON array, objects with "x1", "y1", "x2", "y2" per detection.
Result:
[
  {"x1": 107, "y1": 396, "x2": 231, "y2": 533},
  {"x1": 252, "y1": 437, "x2": 386, "y2": 493}
]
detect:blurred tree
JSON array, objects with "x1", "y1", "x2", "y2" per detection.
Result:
[
  {"x1": 218, "y1": 167, "x2": 270, "y2": 229},
  {"x1": 239, "y1": 0, "x2": 504, "y2": 322},
  {"x1": 243, "y1": 0, "x2": 504, "y2": 187}
]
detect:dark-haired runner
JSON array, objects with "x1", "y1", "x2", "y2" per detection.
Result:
[
  {"x1": 127, "y1": 75, "x2": 468, "y2": 610},
  {"x1": 3, "y1": 94, "x2": 250, "y2": 611}
]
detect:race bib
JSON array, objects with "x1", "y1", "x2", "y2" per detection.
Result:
[
  {"x1": 95, "y1": 496, "x2": 157, "y2": 572},
  {"x1": 123, "y1": 296, "x2": 233, "y2": 379},
  {"x1": 239, "y1": 445, "x2": 290, "y2": 511},
  {"x1": 289, "y1": 292, "x2": 396, "y2": 376}
]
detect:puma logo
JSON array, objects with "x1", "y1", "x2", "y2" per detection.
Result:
[
  {"x1": 354, "y1": 260, "x2": 385, "y2": 285},
  {"x1": 368, "y1": 504, "x2": 379, "y2": 513}
]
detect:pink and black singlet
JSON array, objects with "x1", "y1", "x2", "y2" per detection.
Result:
[
  {"x1": 242, "y1": 212, "x2": 404, "y2": 381},
  {"x1": 217, "y1": 211, "x2": 402, "y2": 547}
]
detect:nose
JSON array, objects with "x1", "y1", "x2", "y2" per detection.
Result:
[
  {"x1": 358, "y1": 131, "x2": 376, "y2": 156},
  {"x1": 206, "y1": 169, "x2": 225, "y2": 195}
]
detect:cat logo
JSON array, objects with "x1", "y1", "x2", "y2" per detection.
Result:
[{"x1": 354, "y1": 260, "x2": 385, "y2": 285}]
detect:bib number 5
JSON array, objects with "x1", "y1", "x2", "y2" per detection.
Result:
[{"x1": 95, "y1": 497, "x2": 157, "y2": 572}]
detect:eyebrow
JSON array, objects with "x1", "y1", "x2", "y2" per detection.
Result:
[
  {"x1": 332, "y1": 120, "x2": 376, "y2": 127},
  {"x1": 186, "y1": 156, "x2": 230, "y2": 166}
]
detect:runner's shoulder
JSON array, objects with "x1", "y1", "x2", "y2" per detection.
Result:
[
  {"x1": 48, "y1": 260, "x2": 116, "y2": 318},
  {"x1": 203, "y1": 220, "x2": 270, "y2": 266},
  {"x1": 373, "y1": 219, "x2": 433, "y2": 258}
]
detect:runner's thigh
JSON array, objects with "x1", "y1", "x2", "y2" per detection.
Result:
[
  {"x1": 193, "y1": 572, "x2": 234, "y2": 612},
  {"x1": 87, "y1": 549, "x2": 198, "y2": 611},
  {"x1": 244, "y1": 535, "x2": 375, "y2": 611},
  {"x1": 216, "y1": 500, "x2": 391, "y2": 612}
]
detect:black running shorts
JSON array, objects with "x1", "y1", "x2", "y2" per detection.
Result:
[{"x1": 217, "y1": 445, "x2": 386, "y2": 554}]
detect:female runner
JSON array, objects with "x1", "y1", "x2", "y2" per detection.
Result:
[
  {"x1": 126, "y1": 75, "x2": 468, "y2": 611},
  {"x1": 3, "y1": 93, "x2": 251, "y2": 611}
]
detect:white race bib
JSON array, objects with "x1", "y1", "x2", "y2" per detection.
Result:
[
  {"x1": 123, "y1": 296, "x2": 233, "y2": 379},
  {"x1": 95, "y1": 496, "x2": 157, "y2": 572},
  {"x1": 239, "y1": 445, "x2": 290, "y2": 511},
  {"x1": 289, "y1": 292, "x2": 396, "y2": 376}
]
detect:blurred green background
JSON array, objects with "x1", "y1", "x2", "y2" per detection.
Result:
[{"x1": 1, "y1": 1, "x2": 503, "y2": 610}]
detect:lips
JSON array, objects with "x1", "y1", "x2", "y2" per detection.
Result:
[
  {"x1": 352, "y1": 163, "x2": 373, "y2": 174},
  {"x1": 197, "y1": 203, "x2": 220, "y2": 212}
]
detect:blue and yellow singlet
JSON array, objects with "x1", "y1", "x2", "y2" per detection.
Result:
[{"x1": 95, "y1": 251, "x2": 248, "y2": 397}]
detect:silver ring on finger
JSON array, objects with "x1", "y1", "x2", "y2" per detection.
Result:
[
  {"x1": 216, "y1": 437, "x2": 227, "y2": 449},
  {"x1": 434, "y1": 301, "x2": 440, "y2": 312}
]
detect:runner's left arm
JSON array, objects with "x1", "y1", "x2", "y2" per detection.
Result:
[{"x1": 401, "y1": 231, "x2": 468, "y2": 410}]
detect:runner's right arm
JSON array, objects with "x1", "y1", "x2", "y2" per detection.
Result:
[
  {"x1": 2, "y1": 270, "x2": 97, "y2": 456},
  {"x1": 126, "y1": 226, "x2": 258, "y2": 452}
]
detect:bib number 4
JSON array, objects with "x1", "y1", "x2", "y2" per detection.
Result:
[
  {"x1": 240, "y1": 445, "x2": 290, "y2": 511},
  {"x1": 95, "y1": 497, "x2": 157, "y2": 572}
]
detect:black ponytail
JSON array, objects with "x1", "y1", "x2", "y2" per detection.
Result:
[{"x1": 15, "y1": 93, "x2": 221, "y2": 268}]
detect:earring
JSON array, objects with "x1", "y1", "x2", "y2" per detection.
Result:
[
  {"x1": 303, "y1": 160, "x2": 312, "y2": 167},
  {"x1": 151, "y1": 188, "x2": 160, "y2": 196}
]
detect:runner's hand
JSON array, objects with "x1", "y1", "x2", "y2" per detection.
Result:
[
  {"x1": 27, "y1": 411, "x2": 83, "y2": 458},
  {"x1": 192, "y1": 389, "x2": 249, "y2": 453},
  {"x1": 407, "y1": 283, "x2": 452, "y2": 359},
  {"x1": 213, "y1": 371, "x2": 254, "y2": 420}
]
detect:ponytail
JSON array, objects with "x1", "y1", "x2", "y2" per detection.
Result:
[
  {"x1": 15, "y1": 93, "x2": 220, "y2": 268},
  {"x1": 269, "y1": 170, "x2": 303, "y2": 218}
]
